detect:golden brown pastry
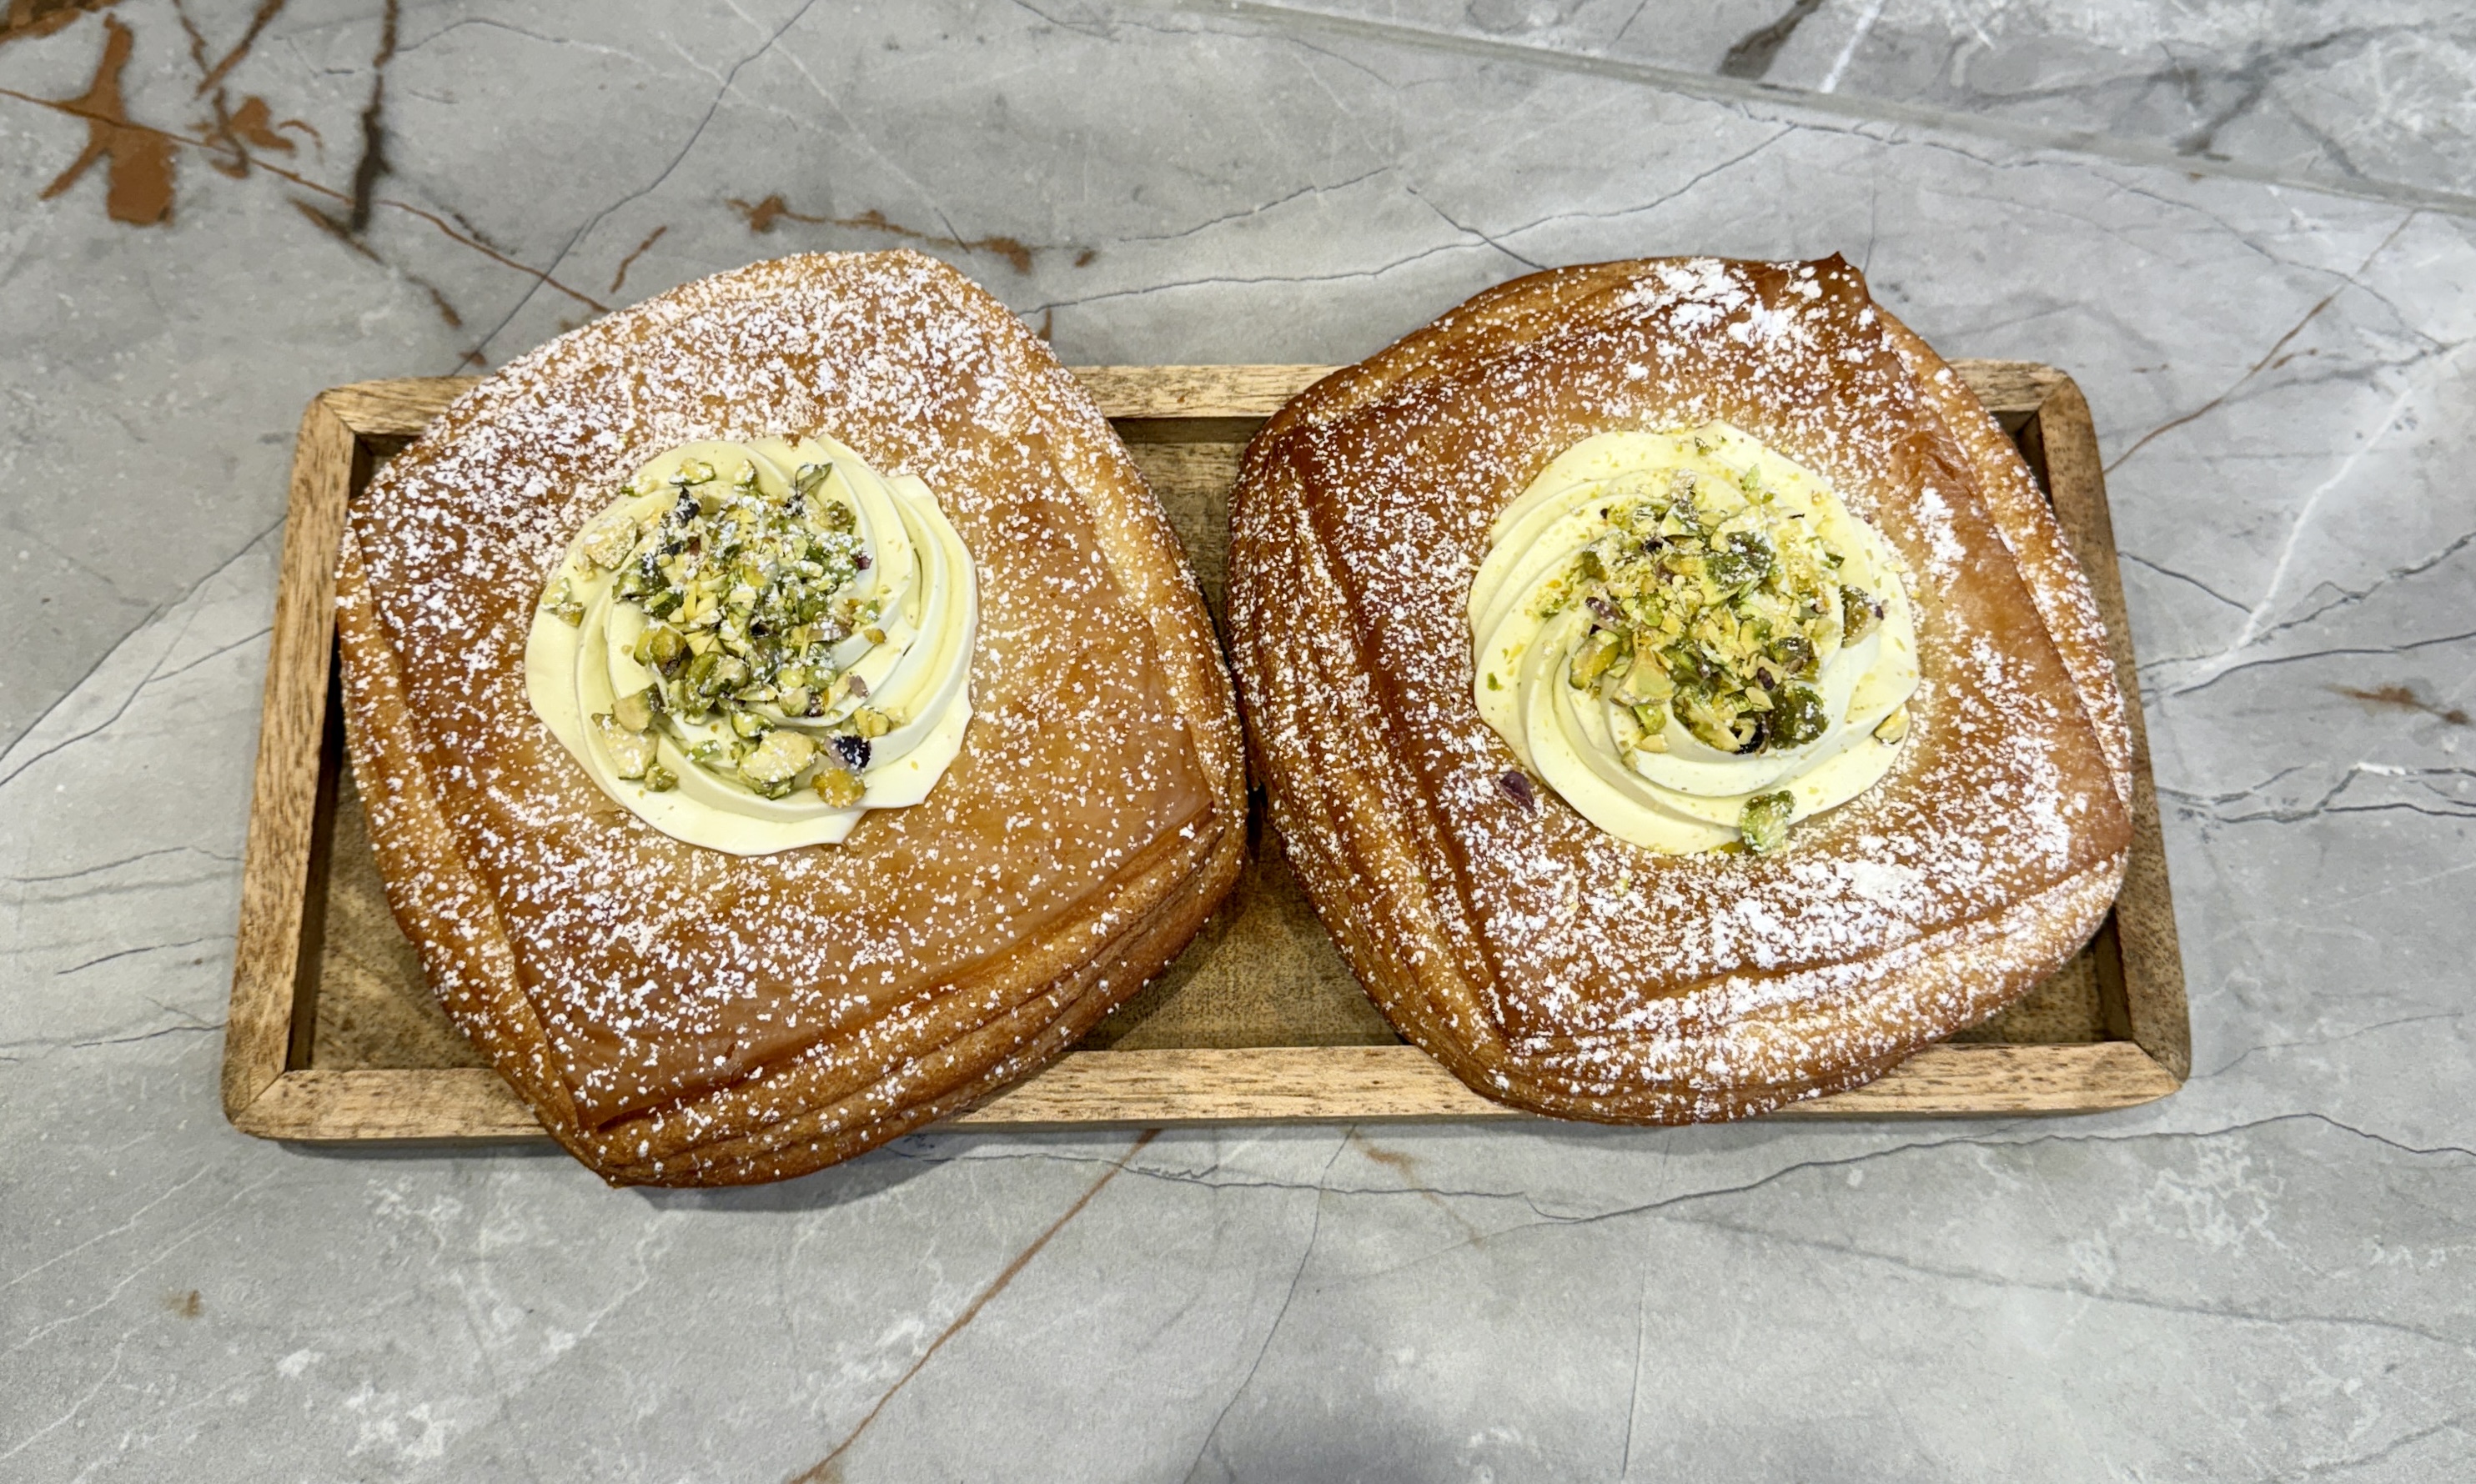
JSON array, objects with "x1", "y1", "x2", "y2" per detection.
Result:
[
  {"x1": 1228, "y1": 256, "x2": 2132, "y2": 1121},
  {"x1": 338, "y1": 251, "x2": 1244, "y2": 1184}
]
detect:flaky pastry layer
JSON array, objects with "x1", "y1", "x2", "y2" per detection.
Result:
[
  {"x1": 338, "y1": 252, "x2": 1244, "y2": 1184},
  {"x1": 1228, "y1": 256, "x2": 2132, "y2": 1121}
]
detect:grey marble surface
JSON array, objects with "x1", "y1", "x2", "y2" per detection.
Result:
[
  {"x1": 3, "y1": 2, "x2": 2471, "y2": 1479},
  {"x1": 1232, "y1": 1, "x2": 2476, "y2": 209}
]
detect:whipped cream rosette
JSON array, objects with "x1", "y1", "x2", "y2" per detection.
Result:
[
  {"x1": 1471, "y1": 424, "x2": 1919, "y2": 855},
  {"x1": 527, "y1": 434, "x2": 977, "y2": 855}
]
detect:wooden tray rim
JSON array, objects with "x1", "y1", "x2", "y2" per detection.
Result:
[{"x1": 223, "y1": 362, "x2": 2187, "y2": 1144}]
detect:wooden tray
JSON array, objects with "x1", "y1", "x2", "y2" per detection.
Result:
[{"x1": 221, "y1": 363, "x2": 2187, "y2": 1142}]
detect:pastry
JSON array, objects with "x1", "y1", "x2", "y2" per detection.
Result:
[
  {"x1": 1228, "y1": 256, "x2": 2132, "y2": 1121},
  {"x1": 338, "y1": 251, "x2": 1245, "y2": 1184}
]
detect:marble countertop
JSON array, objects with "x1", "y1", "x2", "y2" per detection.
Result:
[{"x1": 4, "y1": 3, "x2": 2471, "y2": 1478}]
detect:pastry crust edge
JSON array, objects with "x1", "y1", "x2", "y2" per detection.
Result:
[
  {"x1": 1228, "y1": 259, "x2": 2133, "y2": 1123},
  {"x1": 334, "y1": 253, "x2": 1247, "y2": 1185}
]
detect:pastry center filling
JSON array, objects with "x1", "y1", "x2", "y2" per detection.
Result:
[
  {"x1": 526, "y1": 434, "x2": 977, "y2": 856},
  {"x1": 1469, "y1": 425, "x2": 1920, "y2": 855}
]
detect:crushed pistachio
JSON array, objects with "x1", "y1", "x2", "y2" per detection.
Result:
[
  {"x1": 632, "y1": 624, "x2": 685, "y2": 667},
  {"x1": 1620, "y1": 647, "x2": 1675, "y2": 702},
  {"x1": 580, "y1": 510, "x2": 640, "y2": 569},
  {"x1": 1546, "y1": 467, "x2": 1866, "y2": 755},
  {"x1": 1739, "y1": 790, "x2": 1796, "y2": 854},
  {"x1": 579, "y1": 454, "x2": 898, "y2": 799},
  {"x1": 737, "y1": 729, "x2": 817, "y2": 797},
  {"x1": 1569, "y1": 629, "x2": 1623, "y2": 690},
  {"x1": 542, "y1": 580, "x2": 586, "y2": 626},
  {"x1": 813, "y1": 766, "x2": 866, "y2": 807},
  {"x1": 1627, "y1": 703, "x2": 1671, "y2": 752},
  {"x1": 592, "y1": 714, "x2": 657, "y2": 780},
  {"x1": 610, "y1": 688, "x2": 654, "y2": 732},
  {"x1": 1768, "y1": 683, "x2": 1829, "y2": 748},
  {"x1": 1872, "y1": 705, "x2": 1910, "y2": 745},
  {"x1": 641, "y1": 761, "x2": 678, "y2": 792}
]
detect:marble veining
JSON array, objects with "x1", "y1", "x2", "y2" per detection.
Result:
[{"x1": 2, "y1": 2, "x2": 2470, "y2": 1478}]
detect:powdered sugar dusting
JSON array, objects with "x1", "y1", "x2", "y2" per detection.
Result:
[
  {"x1": 338, "y1": 251, "x2": 1234, "y2": 1177},
  {"x1": 1231, "y1": 255, "x2": 2131, "y2": 1120}
]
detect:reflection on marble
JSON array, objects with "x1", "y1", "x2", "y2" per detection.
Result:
[{"x1": 2, "y1": 2, "x2": 2470, "y2": 1478}]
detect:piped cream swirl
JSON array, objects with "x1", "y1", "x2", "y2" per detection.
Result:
[
  {"x1": 527, "y1": 434, "x2": 976, "y2": 855},
  {"x1": 1470, "y1": 426, "x2": 1919, "y2": 854}
]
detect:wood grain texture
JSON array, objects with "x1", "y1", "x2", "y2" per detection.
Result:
[
  {"x1": 234, "y1": 1068, "x2": 545, "y2": 1141},
  {"x1": 2035, "y1": 377, "x2": 2192, "y2": 1079},
  {"x1": 234, "y1": 1040, "x2": 2177, "y2": 1142},
  {"x1": 221, "y1": 394, "x2": 358, "y2": 1119},
  {"x1": 317, "y1": 362, "x2": 2048, "y2": 432},
  {"x1": 323, "y1": 378, "x2": 470, "y2": 439},
  {"x1": 308, "y1": 766, "x2": 491, "y2": 1070},
  {"x1": 1072, "y1": 364, "x2": 1330, "y2": 419},
  {"x1": 223, "y1": 361, "x2": 2187, "y2": 1144},
  {"x1": 957, "y1": 1042, "x2": 2182, "y2": 1125},
  {"x1": 1950, "y1": 359, "x2": 2069, "y2": 418}
]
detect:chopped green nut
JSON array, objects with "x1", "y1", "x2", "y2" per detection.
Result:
[
  {"x1": 593, "y1": 714, "x2": 657, "y2": 780},
  {"x1": 1767, "y1": 683, "x2": 1829, "y2": 749},
  {"x1": 554, "y1": 439, "x2": 949, "y2": 804},
  {"x1": 1629, "y1": 703, "x2": 1671, "y2": 751},
  {"x1": 736, "y1": 729, "x2": 816, "y2": 792},
  {"x1": 580, "y1": 511, "x2": 639, "y2": 569},
  {"x1": 610, "y1": 688, "x2": 654, "y2": 732},
  {"x1": 1569, "y1": 628, "x2": 1625, "y2": 690},
  {"x1": 543, "y1": 581, "x2": 587, "y2": 626},
  {"x1": 1620, "y1": 648, "x2": 1675, "y2": 702},
  {"x1": 1546, "y1": 468, "x2": 1882, "y2": 757},
  {"x1": 1739, "y1": 790, "x2": 1796, "y2": 855},
  {"x1": 632, "y1": 624, "x2": 686, "y2": 668}
]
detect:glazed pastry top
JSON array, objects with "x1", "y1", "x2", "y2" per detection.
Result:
[
  {"x1": 1236, "y1": 255, "x2": 2132, "y2": 1048},
  {"x1": 344, "y1": 253, "x2": 1221, "y2": 1130}
]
